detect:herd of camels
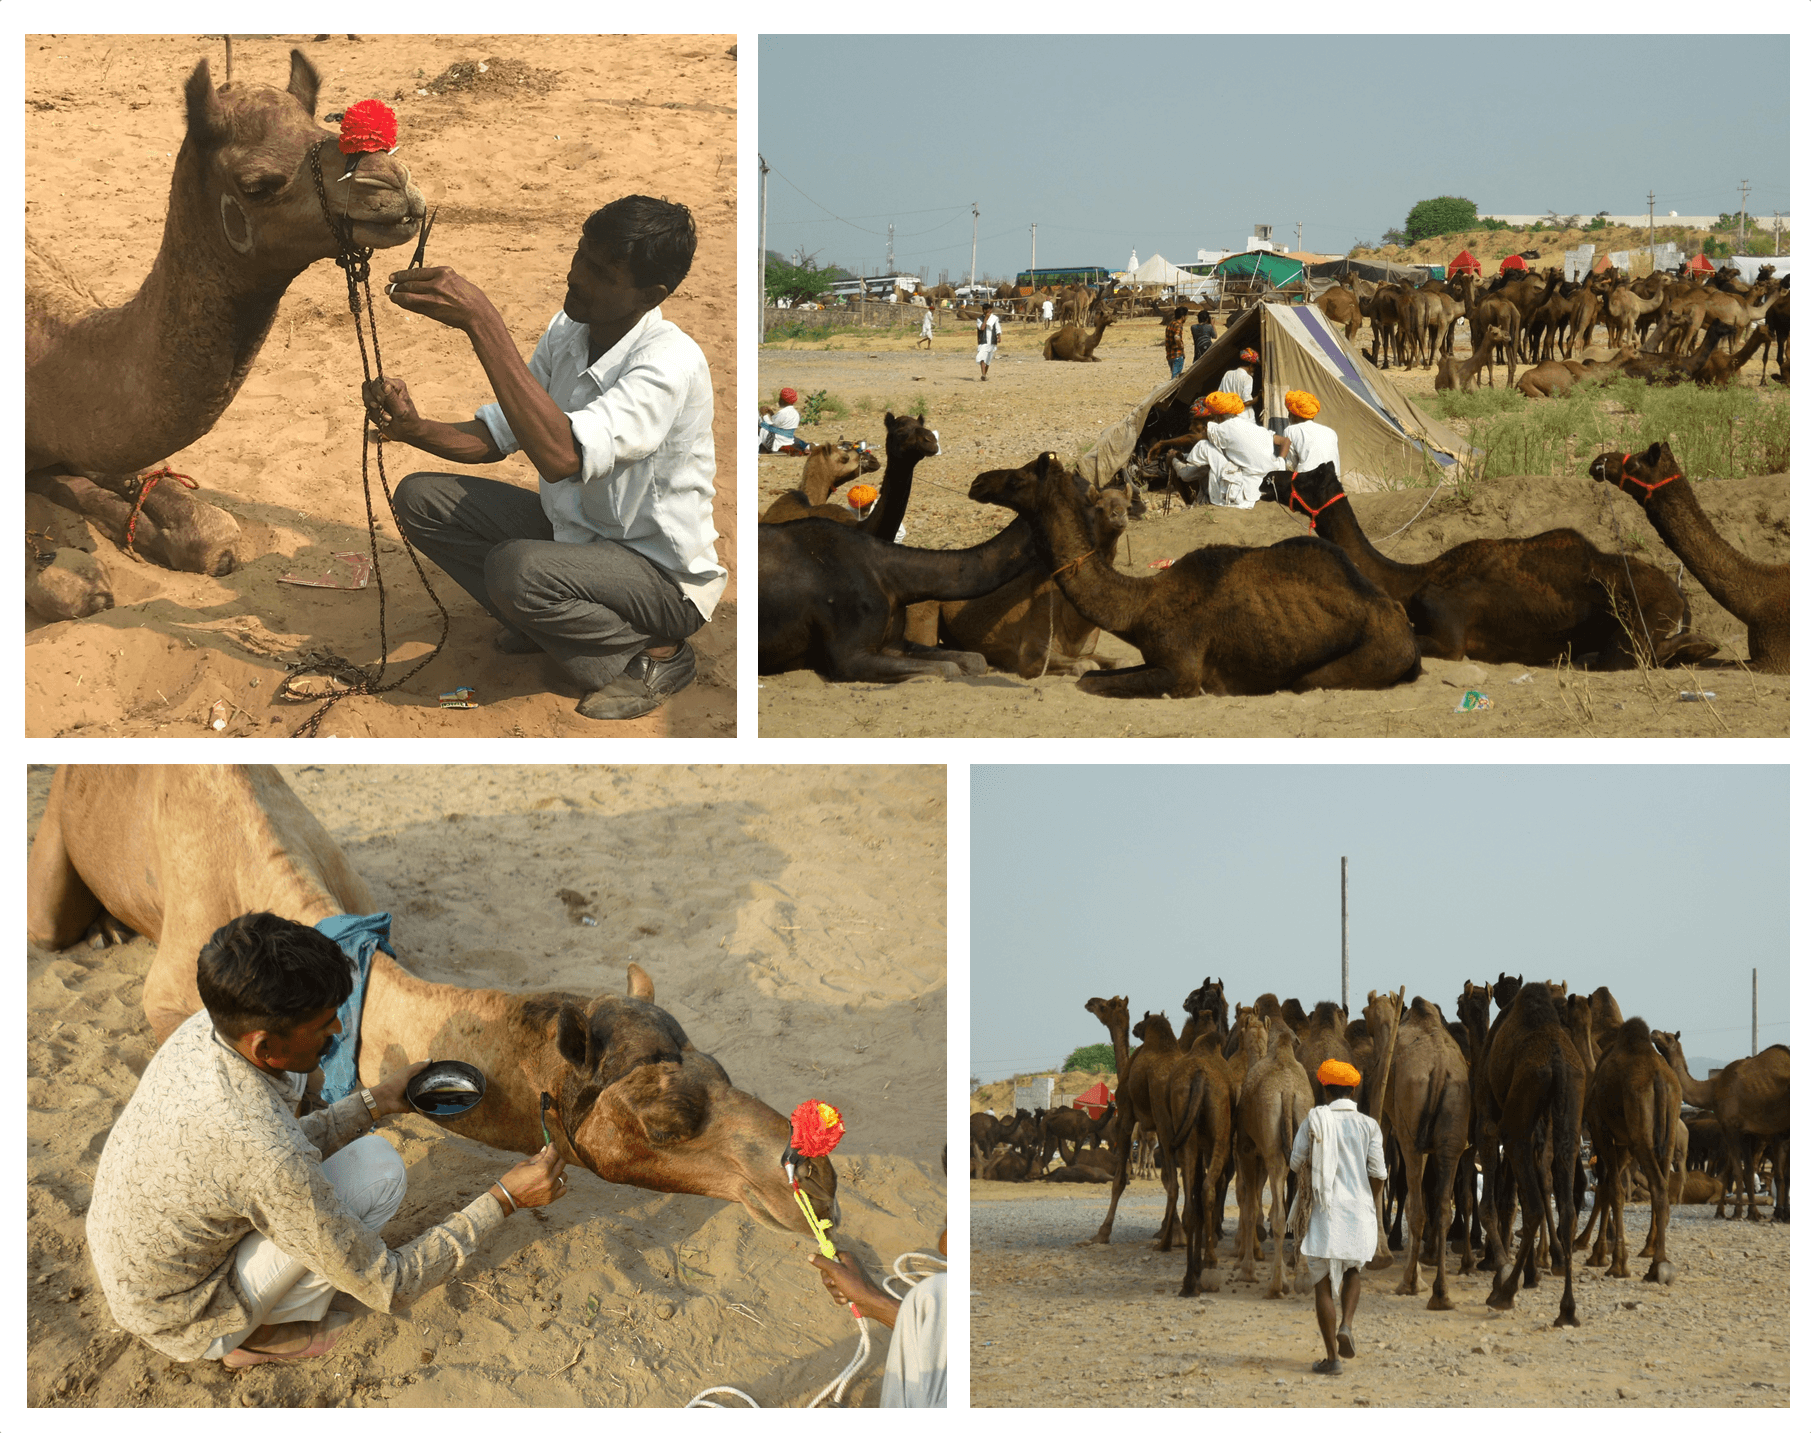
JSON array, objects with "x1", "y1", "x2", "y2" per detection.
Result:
[
  {"x1": 972, "y1": 976, "x2": 1789, "y2": 1328},
  {"x1": 759, "y1": 418, "x2": 1789, "y2": 691}
]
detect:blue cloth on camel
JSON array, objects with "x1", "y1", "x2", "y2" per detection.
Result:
[{"x1": 314, "y1": 911, "x2": 393, "y2": 1104}]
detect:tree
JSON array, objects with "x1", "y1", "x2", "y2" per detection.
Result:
[
  {"x1": 1403, "y1": 195, "x2": 1479, "y2": 243},
  {"x1": 765, "y1": 252, "x2": 837, "y2": 305},
  {"x1": 1062, "y1": 1043, "x2": 1116, "y2": 1075}
]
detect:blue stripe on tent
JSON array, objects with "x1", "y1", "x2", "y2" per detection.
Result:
[{"x1": 1289, "y1": 307, "x2": 1457, "y2": 468}]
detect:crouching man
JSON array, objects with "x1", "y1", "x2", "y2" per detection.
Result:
[{"x1": 86, "y1": 913, "x2": 568, "y2": 1369}]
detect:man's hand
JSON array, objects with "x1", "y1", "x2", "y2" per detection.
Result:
[
  {"x1": 363, "y1": 377, "x2": 421, "y2": 438},
  {"x1": 384, "y1": 265, "x2": 497, "y2": 334},
  {"x1": 369, "y1": 1060, "x2": 431, "y2": 1119},
  {"x1": 808, "y1": 1251, "x2": 902, "y2": 1329},
  {"x1": 497, "y1": 1142, "x2": 570, "y2": 1213}
]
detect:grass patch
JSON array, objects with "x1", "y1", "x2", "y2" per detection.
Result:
[
  {"x1": 762, "y1": 320, "x2": 866, "y2": 344},
  {"x1": 1427, "y1": 378, "x2": 1788, "y2": 482},
  {"x1": 851, "y1": 393, "x2": 930, "y2": 421}
]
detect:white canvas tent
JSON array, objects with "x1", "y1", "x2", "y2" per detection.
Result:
[
  {"x1": 1075, "y1": 302, "x2": 1478, "y2": 492},
  {"x1": 1125, "y1": 251, "x2": 1213, "y2": 298}
]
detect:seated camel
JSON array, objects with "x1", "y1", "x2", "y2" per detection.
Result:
[
  {"x1": 25, "y1": 765, "x2": 838, "y2": 1239},
  {"x1": 1263, "y1": 463, "x2": 1717, "y2": 669},
  {"x1": 758, "y1": 441, "x2": 880, "y2": 525},
  {"x1": 758, "y1": 440, "x2": 1045, "y2": 681},
  {"x1": 26, "y1": 50, "x2": 427, "y2": 618},
  {"x1": 971, "y1": 454, "x2": 1422, "y2": 697}
]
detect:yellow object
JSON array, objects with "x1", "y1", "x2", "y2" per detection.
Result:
[
  {"x1": 793, "y1": 1185, "x2": 839, "y2": 1258},
  {"x1": 847, "y1": 483, "x2": 879, "y2": 509},
  {"x1": 1285, "y1": 389, "x2": 1321, "y2": 419},
  {"x1": 1204, "y1": 391, "x2": 1244, "y2": 416},
  {"x1": 1318, "y1": 1058, "x2": 1362, "y2": 1087}
]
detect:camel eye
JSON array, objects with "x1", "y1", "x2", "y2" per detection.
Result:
[{"x1": 241, "y1": 174, "x2": 287, "y2": 200}]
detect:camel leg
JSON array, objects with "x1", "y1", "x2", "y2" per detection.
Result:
[
  {"x1": 1395, "y1": 1149, "x2": 1426, "y2": 1298},
  {"x1": 1154, "y1": 1142, "x2": 1182, "y2": 1251},
  {"x1": 1086, "y1": 1117, "x2": 1136, "y2": 1244},
  {"x1": 1634, "y1": 1142, "x2": 1675, "y2": 1284},
  {"x1": 1423, "y1": 1144, "x2": 1458, "y2": 1311},
  {"x1": 1265, "y1": 1161, "x2": 1289, "y2": 1299},
  {"x1": 1234, "y1": 1150, "x2": 1261, "y2": 1284},
  {"x1": 837, "y1": 649, "x2": 982, "y2": 683},
  {"x1": 1074, "y1": 664, "x2": 1178, "y2": 699},
  {"x1": 28, "y1": 470, "x2": 241, "y2": 577},
  {"x1": 25, "y1": 778, "x2": 104, "y2": 948},
  {"x1": 1605, "y1": 1154, "x2": 1631, "y2": 1278}
]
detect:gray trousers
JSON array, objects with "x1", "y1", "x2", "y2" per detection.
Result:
[{"x1": 393, "y1": 471, "x2": 703, "y2": 691}]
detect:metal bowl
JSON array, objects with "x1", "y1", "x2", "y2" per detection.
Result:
[{"x1": 404, "y1": 1059, "x2": 487, "y2": 1120}]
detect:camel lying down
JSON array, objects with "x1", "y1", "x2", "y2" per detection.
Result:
[{"x1": 26, "y1": 765, "x2": 837, "y2": 1238}]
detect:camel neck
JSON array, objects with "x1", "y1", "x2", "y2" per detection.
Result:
[
  {"x1": 1663, "y1": 1042, "x2": 1717, "y2": 1107},
  {"x1": 1299, "y1": 486, "x2": 1426, "y2": 601},
  {"x1": 1639, "y1": 475, "x2": 1779, "y2": 610},
  {"x1": 860, "y1": 447, "x2": 925, "y2": 542},
  {"x1": 880, "y1": 517, "x2": 1040, "y2": 606}
]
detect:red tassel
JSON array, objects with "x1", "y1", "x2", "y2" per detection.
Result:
[{"x1": 339, "y1": 99, "x2": 398, "y2": 155}]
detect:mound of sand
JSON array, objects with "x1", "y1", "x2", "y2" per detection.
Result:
[
  {"x1": 26, "y1": 765, "x2": 948, "y2": 1407},
  {"x1": 26, "y1": 35, "x2": 736, "y2": 737}
]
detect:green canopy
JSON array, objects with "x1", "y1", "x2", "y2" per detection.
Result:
[{"x1": 1214, "y1": 251, "x2": 1306, "y2": 287}]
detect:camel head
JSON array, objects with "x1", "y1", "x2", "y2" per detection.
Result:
[
  {"x1": 524, "y1": 964, "x2": 838, "y2": 1241},
  {"x1": 969, "y1": 451, "x2": 1064, "y2": 515},
  {"x1": 1588, "y1": 442, "x2": 1683, "y2": 497},
  {"x1": 1456, "y1": 980, "x2": 1492, "y2": 1034},
  {"x1": 1085, "y1": 993, "x2": 1128, "y2": 1030},
  {"x1": 1181, "y1": 976, "x2": 1225, "y2": 1019},
  {"x1": 882, "y1": 411, "x2": 940, "y2": 463},
  {"x1": 179, "y1": 49, "x2": 425, "y2": 280},
  {"x1": 1491, "y1": 972, "x2": 1522, "y2": 1011},
  {"x1": 799, "y1": 442, "x2": 868, "y2": 495},
  {"x1": 1307, "y1": 999, "x2": 1347, "y2": 1036},
  {"x1": 1233, "y1": 1008, "x2": 1267, "y2": 1059}
]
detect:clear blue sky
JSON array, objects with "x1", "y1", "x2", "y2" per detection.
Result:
[
  {"x1": 760, "y1": 34, "x2": 1789, "y2": 281},
  {"x1": 970, "y1": 765, "x2": 1788, "y2": 1084}
]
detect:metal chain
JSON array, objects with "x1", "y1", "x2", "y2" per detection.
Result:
[{"x1": 281, "y1": 140, "x2": 450, "y2": 736}]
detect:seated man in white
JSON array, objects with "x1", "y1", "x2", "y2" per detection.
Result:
[
  {"x1": 1173, "y1": 390, "x2": 1285, "y2": 508},
  {"x1": 1282, "y1": 388, "x2": 1341, "y2": 476}
]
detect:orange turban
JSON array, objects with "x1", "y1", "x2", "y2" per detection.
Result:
[
  {"x1": 1204, "y1": 391, "x2": 1245, "y2": 416},
  {"x1": 847, "y1": 484, "x2": 879, "y2": 509},
  {"x1": 1285, "y1": 390, "x2": 1321, "y2": 419},
  {"x1": 1317, "y1": 1059, "x2": 1362, "y2": 1087}
]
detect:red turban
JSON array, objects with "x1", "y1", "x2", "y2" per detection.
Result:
[
  {"x1": 1239, "y1": 347, "x2": 1261, "y2": 365},
  {"x1": 779, "y1": 387, "x2": 799, "y2": 405}
]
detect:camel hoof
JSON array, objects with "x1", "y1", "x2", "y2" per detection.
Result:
[
  {"x1": 1365, "y1": 1254, "x2": 1394, "y2": 1272},
  {"x1": 1585, "y1": 1253, "x2": 1608, "y2": 1268},
  {"x1": 1264, "y1": 1287, "x2": 1283, "y2": 1300},
  {"x1": 25, "y1": 547, "x2": 115, "y2": 622},
  {"x1": 1554, "y1": 1308, "x2": 1581, "y2": 1329},
  {"x1": 1647, "y1": 1262, "x2": 1676, "y2": 1286},
  {"x1": 1203, "y1": 1270, "x2": 1224, "y2": 1294},
  {"x1": 124, "y1": 481, "x2": 242, "y2": 576},
  {"x1": 1426, "y1": 1293, "x2": 1455, "y2": 1312}
]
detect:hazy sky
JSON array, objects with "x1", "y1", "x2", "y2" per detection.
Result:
[
  {"x1": 760, "y1": 35, "x2": 1788, "y2": 280},
  {"x1": 970, "y1": 765, "x2": 1788, "y2": 1084}
]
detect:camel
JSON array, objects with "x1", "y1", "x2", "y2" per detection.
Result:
[
  {"x1": 1661, "y1": 282, "x2": 1775, "y2": 359},
  {"x1": 1759, "y1": 283, "x2": 1789, "y2": 382},
  {"x1": 1651, "y1": 1031, "x2": 1789, "y2": 1223},
  {"x1": 757, "y1": 441, "x2": 880, "y2": 524},
  {"x1": 915, "y1": 484, "x2": 1131, "y2": 678},
  {"x1": 1479, "y1": 981, "x2": 1585, "y2": 1326},
  {"x1": 25, "y1": 49, "x2": 427, "y2": 616},
  {"x1": 1297, "y1": 1002, "x2": 1355, "y2": 1106},
  {"x1": 1083, "y1": 995, "x2": 1177, "y2": 1246},
  {"x1": 1179, "y1": 976, "x2": 1229, "y2": 1054},
  {"x1": 1601, "y1": 279, "x2": 1667, "y2": 352},
  {"x1": 1044, "y1": 1103, "x2": 1115, "y2": 1167},
  {"x1": 1173, "y1": 1026, "x2": 1238, "y2": 1298},
  {"x1": 1435, "y1": 325, "x2": 1511, "y2": 393},
  {"x1": 1460, "y1": 278, "x2": 1522, "y2": 388},
  {"x1": 24, "y1": 766, "x2": 838, "y2": 1238},
  {"x1": 1264, "y1": 463, "x2": 1716, "y2": 669},
  {"x1": 1581, "y1": 1017, "x2": 1681, "y2": 1282},
  {"x1": 1587, "y1": 442, "x2": 1789, "y2": 672},
  {"x1": 1314, "y1": 278, "x2": 1362, "y2": 341},
  {"x1": 1690, "y1": 326, "x2": 1769, "y2": 387},
  {"x1": 970, "y1": 1110, "x2": 1003, "y2": 1161},
  {"x1": 1043, "y1": 312, "x2": 1113, "y2": 361},
  {"x1": 972, "y1": 455, "x2": 1422, "y2": 698},
  {"x1": 1233, "y1": 1017, "x2": 1313, "y2": 1298},
  {"x1": 757, "y1": 428, "x2": 1045, "y2": 681},
  {"x1": 1363, "y1": 991, "x2": 1470, "y2": 1309}
]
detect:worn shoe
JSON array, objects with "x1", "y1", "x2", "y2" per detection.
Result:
[
  {"x1": 1337, "y1": 1325, "x2": 1357, "y2": 1359},
  {"x1": 1310, "y1": 1356, "x2": 1343, "y2": 1376},
  {"x1": 222, "y1": 1311, "x2": 354, "y2": 1369},
  {"x1": 493, "y1": 626, "x2": 541, "y2": 655},
  {"x1": 576, "y1": 642, "x2": 697, "y2": 721}
]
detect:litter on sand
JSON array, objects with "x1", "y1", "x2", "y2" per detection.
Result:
[
  {"x1": 1678, "y1": 691, "x2": 1718, "y2": 702},
  {"x1": 439, "y1": 687, "x2": 478, "y2": 709},
  {"x1": 1451, "y1": 691, "x2": 1493, "y2": 713},
  {"x1": 278, "y1": 552, "x2": 372, "y2": 589}
]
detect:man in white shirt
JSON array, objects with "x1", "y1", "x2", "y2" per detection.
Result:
[
  {"x1": 975, "y1": 303, "x2": 1002, "y2": 381},
  {"x1": 1173, "y1": 391, "x2": 1286, "y2": 509},
  {"x1": 1042, "y1": 298, "x2": 1055, "y2": 326},
  {"x1": 1218, "y1": 346, "x2": 1262, "y2": 420},
  {"x1": 1288, "y1": 1059, "x2": 1387, "y2": 1376},
  {"x1": 1282, "y1": 389, "x2": 1341, "y2": 477},
  {"x1": 366, "y1": 196, "x2": 724, "y2": 721},
  {"x1": 917, "y1": 308, "x2": 934, "y2": 349},
  {"x1": 759, "y1": 387, "x2": 801, "y2": 452}
]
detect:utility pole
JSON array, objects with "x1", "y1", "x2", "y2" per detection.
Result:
[
  {"x1": 1752, "y1": 968, "x2": 1757, "y2": 1057},
  {"x1": 1296, "y1": 220, "x2": 1303, "y2": 255},
  {"x1": 758, "y1": 155, "x2": 770, "y2": 322},
  {"x1": 1647, "y1": 189, "x2": 1656, "y2": 270},
  {"x1": 1030, "y1": 222, "x2": 1037, "y2": 285},
  {"x1": 969, "y1": 202, "x2": 980, "y2": 288},
  {"x1": 887, "y1": 223, "x2": 895, "y2": 276},
  {"x1": 1340, "y1": 857, "x2": 1349, "y2": 1013},
  {"x1": 1738, "y1": 179, "x2": 1751, "y2": 252}
]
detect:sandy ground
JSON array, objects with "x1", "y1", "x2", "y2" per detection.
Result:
[
  {"x1": 26, "y1": 35, "x2": 736, "y2": 737},
  {"x1": 25, "y1": 764, "x2": 947, "y2": 1408},
  {"x1": 758, "y1": 319, "x2": 1788, "y2": 738},
  {"x1": 971, "y1": 1183, "x2": 1789, "y2": 1408}
]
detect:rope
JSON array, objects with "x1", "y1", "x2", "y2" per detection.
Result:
[
  {"x1": 124, "y1": 466, "x2": 199, "y2": 561},
  {"x1": 279, "y1": 140, "x2": 450, "y2": 736}
]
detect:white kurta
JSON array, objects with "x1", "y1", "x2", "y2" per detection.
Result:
[
  {"x1": 1288, "y1": 1098, "x2": 1387, "y2": 1261},
  {"x1": 1189, "y1": 413, "x2": 1279, "y2": 508},
  {"x1": 1284, "y1": 419, "x2": 1342, "y2": 478},
  {"x1": 1217, "y1": 366, "x2": 1255, "y2": 406}
]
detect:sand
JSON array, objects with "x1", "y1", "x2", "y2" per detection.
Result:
[
  {"x1": 25, "y1": 764, "x2": 948, "y2": 1408},
  {"x1": 26, "y1": 35, "x2": 736, "y2": 737},
  {"x1": 758, "y1": 320, "x2": 1788, "y2": 738},
  {"x1": 971, "y1": 1182, "x2": 1789, "y2": 1408}
]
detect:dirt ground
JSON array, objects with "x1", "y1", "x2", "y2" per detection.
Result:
[
  {"x1": 971, "y1": 1182, "x2": 1789, "y2": 1408},
  {"x1": 26, "y1": 35, "x2": 736, "y2": 737},
  {"x1": 758, "y1": 319, "x2": 1788, "y2": 738},
  {"x1": 25, "y1": 764, "x2": 947, "y2": 1408}
]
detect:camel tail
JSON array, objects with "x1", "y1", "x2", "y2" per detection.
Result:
[
  {"x1": 1651, "y1": 1086, "x2": 1674, "y2": 1173},
  {"x1": 1178, "y1": 1068, "x2": 1208, "y2": 1142},
  {"x1": 1413, "y1": 1067, "x2": 1451, "y2": 1155}
]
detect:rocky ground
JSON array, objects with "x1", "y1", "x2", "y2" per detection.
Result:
[
  {"x1": 971, "y1": 1183, "x2": 1788, "y2": 1408},
  {"x1": 758, "y1": 320, "x2": 1787, "y2": 738}
]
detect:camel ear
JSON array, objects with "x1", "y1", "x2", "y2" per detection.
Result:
[
  {"x1": 287, "y1": 49, "x2": 320, "y2": 117},
  {"x1": 555, "y1": 1003, "x2": 590, "y2": 1070},
  {"x1": 626, "y1": 963, "x2": 655, "y2": 1002},
  {"x1": 184, "y1": 58, "x2": 228, "y2": 149}
]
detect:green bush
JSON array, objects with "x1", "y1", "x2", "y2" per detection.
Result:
[
  {"x1": 1404, "y1": 195, "x2": 1479, "y2": 242},
  {"x1": 1063, "y1": 1043, "x2": 1117, "y2": 1075},
  {"x1": 785, "y1": 388, "x2": 848, "y2": 425}
]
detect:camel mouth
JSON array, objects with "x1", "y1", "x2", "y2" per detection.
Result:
[
  {"x1": 739, "y1": 1184, "x2": 841, "y2": 1240},
  {"x1": 349, "y1": 213, "x2": 423, "y2": 250}
]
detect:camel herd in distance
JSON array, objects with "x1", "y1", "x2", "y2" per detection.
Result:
[{"x1": 972, "y1": 977, "x2": 1788, "y2": 1329}]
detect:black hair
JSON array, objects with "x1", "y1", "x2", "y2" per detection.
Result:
[
  {"x1": 581, "y1": 195, "x2": 697, "y2": 294},
  {"x1": 1173, "y1": 306, "x2": 1188, "y2": 319},
  {"x1": 196, "y1": 912, "x2": 354, "y2": 1040}
]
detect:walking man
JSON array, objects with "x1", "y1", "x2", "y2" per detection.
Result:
[
  {"x1": 1164, "y1": 305, "x2": 1188, "y2": 378},
  {"x1": 1190, "y1": 307, "x2": 1218, "y2": 363},
  {"x1": 975, "y1": 302, "x2": 1003, "y2": 380},
  {"x1": 1287, "y1": 1059, "x2": 1387, "y2": 1376},
  {"x1": 917, "y1": 307, "x2": 934, "y2": 349}
]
